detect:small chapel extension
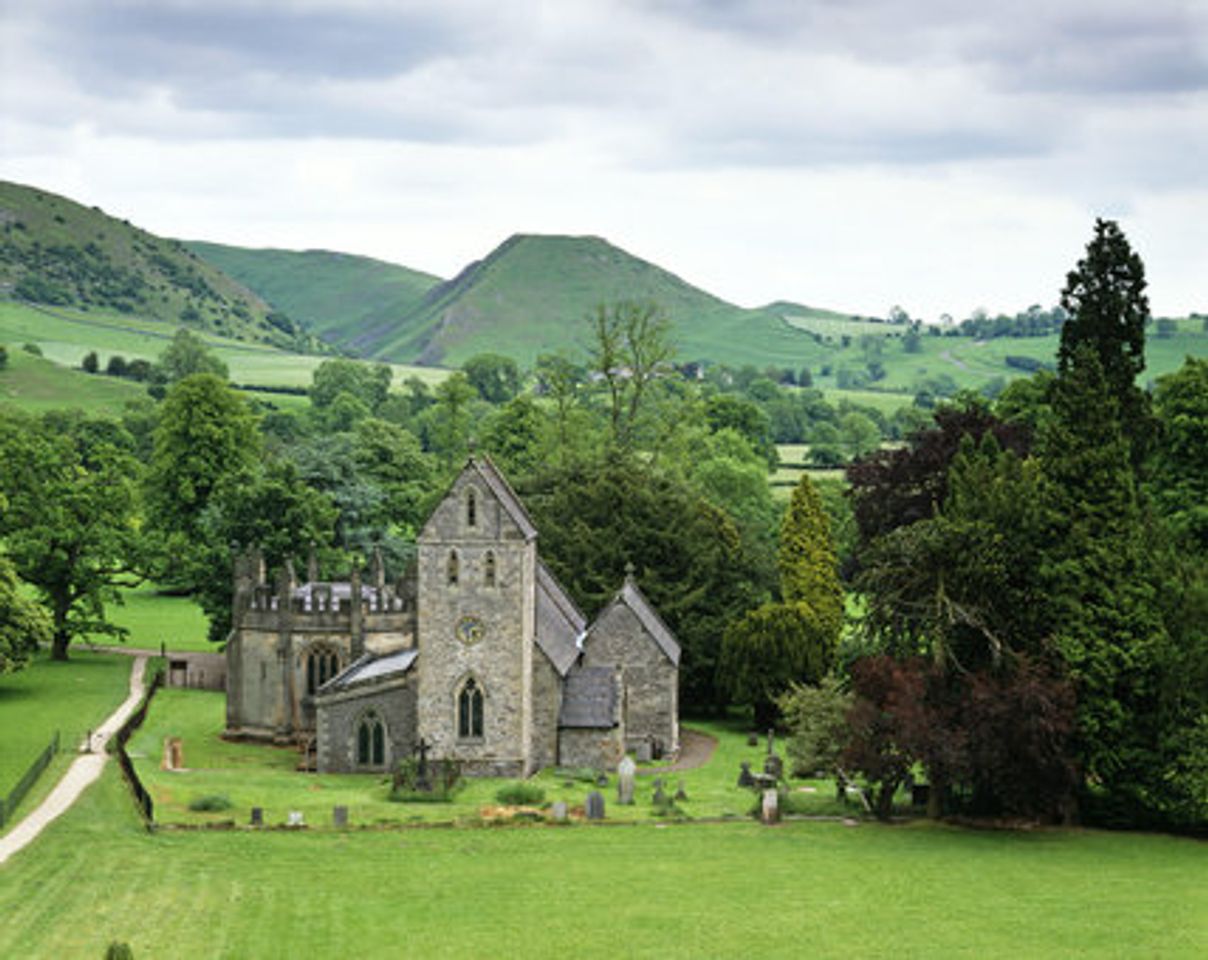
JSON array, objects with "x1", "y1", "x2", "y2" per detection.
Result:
[{"x1": 224, "y1": 456, "x2": 680, "y2": 776}]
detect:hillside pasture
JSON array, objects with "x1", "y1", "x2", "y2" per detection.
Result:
[{"x1": 1, "y1": 764, "x2": 1204, "y2": 958}]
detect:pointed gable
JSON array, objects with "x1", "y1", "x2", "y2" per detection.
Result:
[
  {"x1": 535, "y1": 559, "x2": 586, "y2": 677},
  {"x1": 587, "y1": 577, "x2": 681, "y2": 666},
  {"x1": 419, "y1": 454, "x2": 538, "y2": 543}
]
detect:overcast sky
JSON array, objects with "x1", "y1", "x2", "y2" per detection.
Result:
[{"x1": 2, "y1": 0, "x2": 1206, "y2": 320}]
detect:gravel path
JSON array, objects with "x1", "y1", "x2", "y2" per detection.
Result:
[
  {"x1": 637, "y1": 729, "x2": 718, "y2": 776},
  {"x1": 0, "y1": 655, "x2": 148, "y2": 866}
]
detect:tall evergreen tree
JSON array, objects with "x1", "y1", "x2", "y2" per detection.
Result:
[
  {"x1": 1058, "y1": 218, "x2": 1151, "y2": 457},
  {"x1": 778, "y1": 472, "x2": 843, "y2": 638}
]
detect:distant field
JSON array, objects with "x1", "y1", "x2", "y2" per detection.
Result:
[
  {"x1": 2, "y1": 764, "x2": 1204, "y2": 958},
  {"x1": 0, "y1": 302, "x2": 449, "y2": 398},
  {"x1": 83, "y1": 585, "x2": 212, "y2": 654},
  {"x1": 0, "y1": 346, "x2": 146, "y2": 416},
  {"x1": 0, "y1": 650, "x2": 131, "y2": 830},
  {"x1": 781, "y1": 312, "x2": 898, "y2": 339}
]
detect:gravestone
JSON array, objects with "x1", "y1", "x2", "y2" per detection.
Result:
[
  {"x1": 617, "y1": 756, "x2": 636, "y2": 805},
  {"x1": 595, "y1": 771, "x2": 609, "y2": 788},
  {"x1": 333, "y1": 805, "x2": 349, "y2": 828},
  {"x1": 635, "y1": 740, "x2": 653, "y2": 763},
  {"x1": 674, "y1": 780, "x2": 688, "y2": 802},
  {"x1": 766, "y1": 728, "x2": 775, "y2": 755},
  {"x1": 746, "y1": 733, "x2": 759, "y2": 747},
  {"x1": 761, "y1": 788, "x2": 780, "y2": 825},
  {"x1": 737, "y1": 761, "x2": 755, "y2": 788},
  {"x1": 551, "y1": 801, "x2": 568, "y2": 822},
  {"x1": 287, "y1": 810, "x2": 305, "y2": 827},
  {"x1": 250, "y1": 807, "x2": 263, "y2": 827},
  {"x1": 586, "y1": 791, "x2": 605, "y2": 820},
  {"x1": 652, "y1": 778, "x2": 667, "y2": 806},
  {"x1": 161, "y1": 737, "x2": 183, "y2": 771},
  {"x1": 763, "y1": 753, "x2": 784, "y2": 780}
]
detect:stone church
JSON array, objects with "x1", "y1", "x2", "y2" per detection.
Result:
[{"x1": 224, "y1": 456, "x2": 680, "y2": 776}]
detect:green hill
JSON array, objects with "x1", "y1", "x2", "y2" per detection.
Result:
[
  {"x1": 186, "y1": 242, "x2": 442, "y2": 354},
  {"x1": 340, "y1": 233, "x2": 835, "y2": 367},
  {"x1": 0, "y1": 180, "x2": 309, "y2": 350}
]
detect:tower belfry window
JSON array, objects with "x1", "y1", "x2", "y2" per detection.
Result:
[
  {"x1": 447, "y1": 550, "x2": 459, "y2": 585},
  {"x1": 484, "y1": 551, "x2": 497, "y2": 587}
]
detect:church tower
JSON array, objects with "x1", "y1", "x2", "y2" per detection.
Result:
[{"x1": 414, "y1": 457, "x2": 538, "y2": 776}]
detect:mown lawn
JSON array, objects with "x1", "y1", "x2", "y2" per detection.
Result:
[
  {"x1": 84, "y1": 584, "x2": 212, "y2": 654},
  {"x1": 1, "y1": 765, "x2": 1204, "y2": 959},
  {"x1": 130, "y1": 688, "x2": 846, "y2": 827},
  {"x1": 0, "y1": 650, "x2": 133, "y2": 830}
]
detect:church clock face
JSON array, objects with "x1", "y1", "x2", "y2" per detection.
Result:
[{"x1": 455, "y1": 615, "x2": 486, "y2": 646}]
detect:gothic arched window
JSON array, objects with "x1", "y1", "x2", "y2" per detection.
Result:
[
  {"x1": 466, "y1": 487, "x2": 477, "y2": 528},
  {"x1": 447, "y1": 550, "x2": 459, "y2": 585},
  {"x1": 356, "y1": 712, "x2": 386, "y2": 767},
  {"x1": 484, "y1": 551, "x2": 497, "y2": 587},
  {"x1": 305, "y1": 646, "x2": 341, "y2": 695},
  {"x1": 458, "y1": 678, "x2": 484, "y2": 739}
]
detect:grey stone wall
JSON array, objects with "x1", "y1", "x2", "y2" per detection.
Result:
[
  {"x1": 529, "y1": 650, "x2": 562, "y2": 771},
  {"x1": 558, "y1": 727, "x2": 624, "y2": 771},
  {"x1": 315, "y1": 677, "x2": 417, "y2": 774},
  {"x1": 416, "y1": 467, "x2": 537, "y2": 776},
  {"x1": 582, "y1": 604, "x2": 679, "y2": 758}
]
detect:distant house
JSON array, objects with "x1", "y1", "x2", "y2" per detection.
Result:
[{"x1": 225, "y1": 456, "x2": 679, "y2": 776}]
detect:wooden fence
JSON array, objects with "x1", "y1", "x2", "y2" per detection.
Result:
[{"x1": 0, "y1": 731, "x2": 60, "y2": 828}]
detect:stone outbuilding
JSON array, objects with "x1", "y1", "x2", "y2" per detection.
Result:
[{"x1": 225, "y1": 456, "x2": 680, "y2": 776}]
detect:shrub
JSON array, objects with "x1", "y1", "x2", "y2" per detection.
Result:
[
  {"x1": 389, "y1": 757, "x2": 462, "y2": 802},
  {"x1": 81, "y1": 350, "x2": 99, "y2": 373},
  {"x1": 21, "y1": 342, "x2": 42, "y2": 356},
  {"x1": 188, "y1": 794, "x2": 232, "y2": 812},
  {"x1": 105, "y1": 942, "x2": 134, "y2": 960},
  {"x1": 494, "y1": 782, "x2": 545, "y2": 806},
  {"x1": 778, "y1": 674, "x2": 853, "y2": 778}
]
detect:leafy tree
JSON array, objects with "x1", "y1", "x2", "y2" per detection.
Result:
[
  {"x1": 480, "y1": 395, "x2": 550, "y2": 478},
  {"x1": 309, "y1": 358, "x2": 391, "y2": 412},
  {"x1": 778, "y1": 472, "x2": 843, "y2": 635},
  {"x1": 0, "y1": 411, "x2": 143, "y2": 659},
  {"x1": 145, "y1": 375, "x2": 261, "y2": 584},
  {"x1": 840, "y1": 411, "x2": 881, "y2": 460},
  {"x1": 777, "y1": 674, "x2": 852, "y2": 778},
  {"x1": 705, "y1": 393, "x2": 777, "y2": 468},
  {"x1": 422, "y1": 372, "x2": 478, "y2": 470},
  {"x1": 1058, "y1": 218, "x2": 1150, "y2": 456},
  {"x1": 193, "y1": 461, "x2": 338, "y2": 642},
  {"x1": 0, "y1": 556, "x2": 52, "y2": 673},
  {"x1": 523, "y1": 454, "x2": 764, "y2": 712},
  {"x1": 1150, "y1": 357, "x2": 1208, "y2": 553},
  {"x1": 719, "y1": 601, "x2": 835, "y2": 729},
  {"x1": 462, "y1": 353, "x2": 521, "y2": 404},
  {"x1": 157, "y1": 327, "x2": 229, "y2": 382},
  {"x1": 351, "y1": 417, "x2": 438, "y2": 537},
  {"x1": 535, "y1": 353, "x2": 585, "y2": 456},
  {"x1": 81, "y1": 350, "x2": 99, "y2": 373},
  {"x1": 587, "y1": 300, "x2": 674, "y2": 449}
]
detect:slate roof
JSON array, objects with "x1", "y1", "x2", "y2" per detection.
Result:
[
  {"x1": 473, "y1": 455, "x2": 538, "y2": 541},
  {"x1": 318, "y1": 649, "x2": 418, "y2": 694},
  {"x1": 558, "y1": 666, "x2": 618, "y2": 728},
  {"x1": 534, "y1": 560, "x2": 586, "y2": 677}
]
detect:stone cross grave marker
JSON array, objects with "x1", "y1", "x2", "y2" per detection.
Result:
[
  {"x1": 586, "y1": 791, "x2": 605, "y2": 820},
  {"x1": 617, "y1": 756, "x2": 636, "y2": 805}
]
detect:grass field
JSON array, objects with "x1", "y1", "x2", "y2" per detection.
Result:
[
  {"x1": 0, "y1": 764, "x2": 1203, "y2": 958},
  {"x1": 0, "y1": 651, "x2": 132, "y2": 830},
  {"x1": 84, "y1": 585, "x2": 212, "y2": 654}
]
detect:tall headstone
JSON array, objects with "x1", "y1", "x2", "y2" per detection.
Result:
[
  {"x1": 652, "y1": 778, "x2": 667, "y2": 806},
  {"x1": 617, "y1": 756, "x2": 636, "y2": 805},
  {"x1": 586, "y1": 791, "x2": 605, "y2": 821},
  {"x1": 333, "y1": 805, "x2": 349, "y2": 828},
  {"x1": 761, "y1": 788, "x2": 780, "y2": 825}
]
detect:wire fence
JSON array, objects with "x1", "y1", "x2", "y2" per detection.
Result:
[{"x1": 0, "y1": 731, "x2": 60, "y2": 828}]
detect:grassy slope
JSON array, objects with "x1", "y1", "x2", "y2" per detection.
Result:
[
  {"x1": 1, "y1": 765, "x2": 1204, "y2": 958},
  {"x1": 187, "y1": 242, "x2": 442, "y2": 352},
  {"x1": 85, "y1": 585, "x2": 211, "y2": 655},
  {"x1": 0, "y1": 651, "x2": 132, "y2": 825},
  {"x1": 0, "y1": 344, "x2": 146, "y2": 416},
  {"x1": 0, "y1": 180, "x2": 292, "y2": 347},
  {"x1": 0, "y1": 301, "x2": 448, "y2": 411},
  {"x1": 361, "y1": 233, "x2": 835, "y2": 368}
]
